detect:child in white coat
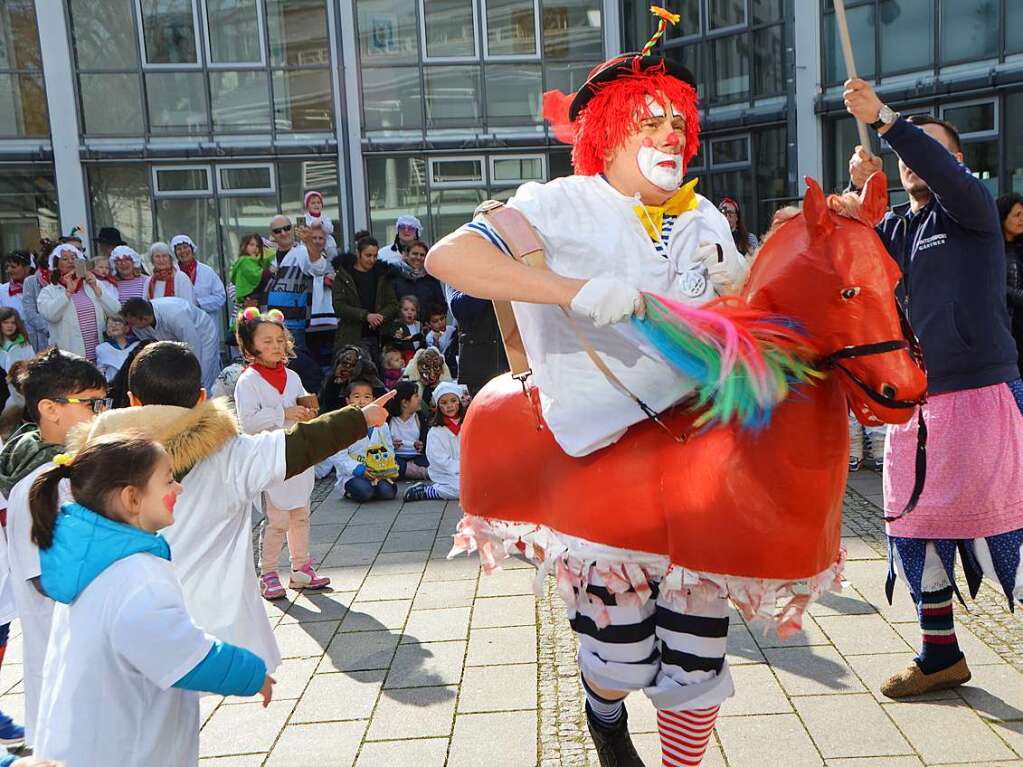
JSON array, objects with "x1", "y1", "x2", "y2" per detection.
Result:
[
  {"x1": 29, "y1": 435, "x2": 272, "y2": 767},
  {"x1": 404, "y1": 381, "x2": 465, "y2": 502},
  {"x1": 233, "y1": 309, "x2": 328, "y2": 600}
]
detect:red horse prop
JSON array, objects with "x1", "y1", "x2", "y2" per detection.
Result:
[{"x1": 452, "y1": 174, "x2": 928, "y2": 631}]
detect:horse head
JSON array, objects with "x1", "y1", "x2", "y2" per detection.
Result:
[{"x1": 744, "y1": 173, "x2": 926, "y2": 426}]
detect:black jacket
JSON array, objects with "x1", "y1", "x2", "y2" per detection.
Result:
[
  {"x1": 450, "y1": 290, "x2": 508, "y2": 395},
  {"x1": 392, "y1": 264, "x2": 447, "y2": 315}
]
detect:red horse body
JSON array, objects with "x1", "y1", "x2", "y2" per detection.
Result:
[{"x1": 455, "y1": 175, "x2": 927, "y2": 601}]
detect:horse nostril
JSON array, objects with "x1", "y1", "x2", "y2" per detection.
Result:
[{"x1": 881, "y1": 384, "x2": 897, "y2": 399}]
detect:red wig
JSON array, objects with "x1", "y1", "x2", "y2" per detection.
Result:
[{"x1": 544, "y1": 60, "x2": 701, "y2": 177}]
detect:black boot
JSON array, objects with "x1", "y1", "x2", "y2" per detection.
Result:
[{"x1": 586, "y1": 702, "x2": 646, "y2": 767}]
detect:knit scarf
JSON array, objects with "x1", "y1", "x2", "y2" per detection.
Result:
[
  {"x1": 250, "y1": 362, "x2": 287, "y2": 394},
  {"x1": 443, "y1": 416, "x2": 461, "y2": 436},
  {"x1": 179, "y1": 258, "x2": 198, "y2": 284},
  {"x1": 6, "y1": 279, "x2": 23, "y2": 297},
  {"x1": 148, "y1": 270, "x2": 175, "y2": 299}
]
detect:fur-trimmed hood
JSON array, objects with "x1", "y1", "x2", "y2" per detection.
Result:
[{"x1": 67, "y1": 397, "x2": 240, "y2": 477}]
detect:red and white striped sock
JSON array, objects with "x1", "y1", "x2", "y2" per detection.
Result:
[{"x1": 657, "y1": 705, "x2": 720, "y2": 767}]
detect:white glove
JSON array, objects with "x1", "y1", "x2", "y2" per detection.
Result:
[
  {"x1": 695, "y1": 241, "x2": 748, "y2": 295},
  {"x1": 570, "y1": 276, "x2": 643, "y2": 327}
]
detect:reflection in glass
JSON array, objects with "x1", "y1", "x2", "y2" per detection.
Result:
[
  {"x1": 88, "y1": 166, "x2": 154, "y2": 250},
  {"x1": 485, "y1": 64, "x2": 541, "y2": 126},
  {"x1": 942, "y1": 103, "x2": 995, "y2": 135},
  {"x1": 0, "y1": 74, "x2": 48, "y2": 137},
  {"x1": 268, "y1": 0, "x2": 329, "y2": 66},
  {"x1": 493, "y1": 157, "x2": 543, "y2": 182},
  {"x1": 486, "y1": 0, "x2": 537, "y2": 56},
  {"x1": 542, "y1": 0, "x2": 601, "y2": 59},
  {"x1": 0, "y1": 1, "x2": 42, "y2": 69},
  {"x1": 431, "y1": 188, "x2": 485, "y2": 241},
  {"x1": 755, "y1": 126, "x2": 789, "y2": 237},
  {"x1": 961, "y1": 140, "x2": 998, "y2": 196},
  {"x1": 879, "y1": 0, "x2": 932, "y2": 74},
  {"x1": 206, "y1": 0, "x2": 263, "y2": 63},
  {"x1": 80, "y1": 73, "x2": 144, "y2": 135},
  {"x1": 273, "y1": 69, "x2": 332, "y2": 132},
  {"x1": 219, "y1": 166, "x2": 273, "y2": 192},
  {"x1": 708, "y1": 0, "x2": 745, "y2": 30},
  {"x1": 366, "y1": 155, "x2": 428, "y2": 242},
  {"x1": 752, "y1": 24, "x2": 784, "y2": 98},
  {"x1": 751, "y1": 0, "x2": 783, "y2": 25},
  {"x1": 543, "y1": 61, "x2": 597, "y2": 95},
  {"x1": 220, "y1": 196, "x2": 279, "y2": 273},
  {"x1": 824, "y1": 5, "x2": 875, "y2": 83},
  {"x1": 155, "y1": 198, "x2": 219, "y2": 269},
  {"x1": 431, "y1": 159, "x2": 483, "y2": 184},
  {"x1": 711, "y1": 137, "x2": 749, "y2": 165},
  {"x1": 1007, "y1": 93, "x2": 1023, "y2": 194},
  {"x1": 70, "y1": 0, "x2": 138, "y2": 70},
  {"x1": 1009, "y1": 2, "x2": 1023, "y2": 54},
  {"x1": 828, "y1": 116, "x2": 859, "y2": 192},
  {"x1": 357, "y1": 0, "x2": 418, "y2": 65},
  {"x1": 140, "y1": 0, "x2": 198, "y2": 64},
  {"x1": 679, "y1": 42, "x2": 704, "y2": 100},
  {"x1": 548, "y1": 150, "x2": 572, "y2": 179},
  {"x1": 154, "y1": 167, "x2": 210, "y2": 193},
  {"x1": 940, "y1": 0, "x2": 997, "y2": 63},
  {"x1": 709, "y1": 171, "x2": 752, "y2": 229},
  {"x1": 710, "y1": 34, "x2": 749, "y2": 104},
  {"x1": 146, "y1": 71, "x2": 208, "y2": 134},
  {"x1": 210, "y1": 70, "x2": 272, "y2": 132},
  {"x1": 424, "y1": 67, "x2": 481, "y2": 129},
  {"x1": 361, "y1": 67, "x2": 423, "y2": 134},
  {"x1": 424, "y1": 0, "x2": 476, "y2": 58},
  {"x1": 0, "y1": 166, "x2": 58, "y2": 256}
]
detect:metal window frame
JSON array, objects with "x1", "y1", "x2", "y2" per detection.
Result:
[
  {"x1": 152, "y1": 163, "x2": 214, "y2": 197},
  {"x1": 202, "y1": 0, "x2": 268, "y2": 68},
  {"x1": 705, "y1": 0, "x2": 748, "y2": 35},
  {"x1": 488, "y1": 152, "x2": 546, "y2": 183},
  {"x1": 215, "y1": 162, "x2": 276, "y2": 195},
  {"x1": 419, "y1": 0, "x2": 480, "y2": 63},
  {"x1": 709, "y1": 133, "x2": 751, "y2": 169},
  {"x1": 428, "y1": 155, "x2": 486, "y2": 187},
  {"x1": 135, "y1": 0, "x2": 204, "y2": 69},
  {"x1": 481, "y1": 0, "x2": 542, "y2": 61},
  {"x1": 940, "y1": 97, "x2": 999, "y2": 140}
]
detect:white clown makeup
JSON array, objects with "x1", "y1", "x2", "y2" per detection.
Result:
[{"x1": 635, "y1": 97, "x2": 685, "y2": 192}]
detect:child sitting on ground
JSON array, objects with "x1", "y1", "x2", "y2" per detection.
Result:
[
  {"x1": 334, "y1": 380, "x2": 399, "y2": 502},
  {"x1": 387, "y1": 380, "x2": 428, "y2": 481},
  {"x1": 404, "y1": 382, "x2": 466, "y2": 502}
]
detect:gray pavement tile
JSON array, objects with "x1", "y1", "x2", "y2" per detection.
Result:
[
  {"x1": 466, "y1": 626, "x2": 538, "y2": 666},
  {"x1": 402, "y1": 606, "x2": 471, "y2": 643},
  {"x1": 634, "y1": 733, "x2": 726, "y2": 765},
  {"x1": 447, "y1": 711, "x2": 538, "y2": 767},
  {"x1": 793, "y1": 694, "x2": 913, "y2": 759},
  {"x1": 956, "y1": 664, "x2": 1023, "y2": 722},
  {"x1": 321, "y1": 542, "x2": 382, "y2": 567},
  {"x1": 721, "y1": 664, "x2": 792, "y2": 716},
  {"x1": 422, "y1": 557, "x2": 482, "y2": 582},
  {"x1": 763, "y1": 645, "x2": 866, "y2": 696},
  {"x1": 280, "y1": 591, "x2": 352, "y2": 624},
  {"x1": 273, "y1": 620, "x2": 339, "y2": 659},
  {"x1": 384, "y1": 640, "x2": 467, "y2": 688},
  {"x1": 842, "y1": 536, "x2": 884, "y2": 560},
  {"x1": 625, "y1": 694, "x2": 658, "y2": 734},
  {"x1": 264, "y1": 720, "x2": 367, "y2": 766},
  {"x1": 0, "y1": 663, "x2": 22, "y2": 696},
  {"x1": 807, "y1": 585, "x2": 878, "y2": 618},
  {"x1": 315, "y1": 565, "x2": 371, "y2": 592},
  {"x1": 458, "y1": 663, "x2": 537, "y2": 713},
  {"x1": 716, "y1": 713, "x2": 823, "y2": 767},
  {"x1": 840, "y1": 560, "x2": 920, "y2": 622},
  {"x1": 751, "y1": 614, "x2": 830, "y2": 649},
  {"x1": 991, "y1": 720, "x2": 1023, "y2": 758},
  {"x1": 220, "y1": 657, "x2": 316, "y2": 704},
  {"x1": 199, "y1": 757, "x2": 266, "y2": 766},
  {"x1": 381, "y1": 529, "x2": 438, "y2": 553},
  {"x1": 475, "y1": 568, "x2": 537, "y2": 597},
  {"x1": 357, "y1": 572, "x2": 422, "y2": 601},
  {"x1": 413, "y1": 579, "x2": 478, "y2": 610},
  {"x1": 815, "y1": 613, "x2": 913, "y2": 655},
  {"x1": 365, "y1": 686, "x2": 458, "y2": 740},
  {"x1": 354, "y1": 737, "x2": 450, "y2": 767},
  {"x1": 825, "y1": 759, "x2": 923, "y2": 766},
  {"x1": 400, "y1": 499, "x2": 448, "y2": 514},
  {"x1": 726, "y1": 624, "x2": 766, "y2": 666},
  {"x1": 338, "y1": 524, "x2": 392, "y2": 544},
  {"x1": 392, "y1": 512, "x2": 443, "y2": 531},
  {"x1": 0, "y1": 693, "x2": 23, "y2": 726},
  {"x1": 890, "y1": 621, "x2": 1006, "y2": 666},
  {"x1": 291, "y1": 669, "x2": 385, "y2": 723},
  {"x1": 844, "y1": 651, "x2": 961, "y2": 703},
  {"x1": 199, "y1": 700, "x2": 297, "y2": 757},
  {"x1": 368, "y1": 550, "x2": 429, "y2": 575},
  {"x1": 340, "y1": 600, "x2": 413, "y2": 632},
  {"x1": 885, "y1": 698, "x2": 1017, "y2": 764},
  {"x1": 319, "y1": 629, "x2": 399, "y2": 672},
  {"x1": 308, "y1": 523, "x2": 344, "y2": 544},
  {"x1": 470, "y1": 595, "x2": 537, "y2": 629}
]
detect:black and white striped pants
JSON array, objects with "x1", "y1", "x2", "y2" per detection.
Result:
[{"x1": 566, "y1": 570, "x2": 735, "y2": 712}]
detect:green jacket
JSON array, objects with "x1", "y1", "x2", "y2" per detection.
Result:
[
  {"x1": 0, "y1": 424, "x2": 62, "y2": 497},
  {"x1": 331, "y1": 259, "x2": 399, "y2": 350}
]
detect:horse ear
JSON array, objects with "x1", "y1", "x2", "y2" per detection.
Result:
[
  {"x1": 802, "y1": 176, "x2": 834, "y2": 239},
  {"x1": 859, "y1": 171, "x2": 889, "y2": 226}
]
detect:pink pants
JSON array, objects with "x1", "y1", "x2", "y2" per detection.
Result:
[{"x1": 260, "y1": 501, "x2": 311, "y2": 575}]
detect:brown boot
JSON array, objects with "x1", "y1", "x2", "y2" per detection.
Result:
[{"x1": 880, "y1": 657, "x2": 971, "y2": 699}]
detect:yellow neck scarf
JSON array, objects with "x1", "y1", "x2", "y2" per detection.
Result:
[{"x1": 633, "y1": 178, "x2": 700, "y2": 242}]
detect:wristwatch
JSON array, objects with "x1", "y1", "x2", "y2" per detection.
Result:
[{"x1": 871, "y1": 104, "x2": 899, "y2": 130}]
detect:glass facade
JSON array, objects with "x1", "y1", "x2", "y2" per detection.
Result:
[
  {"x1": 0, "y1": 1, "x2": 48, "y2": 138},
  {"x1": 0, "y1": 166, "x2": 58, "y2": 256}
]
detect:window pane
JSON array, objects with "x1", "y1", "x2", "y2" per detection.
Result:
[
  {"x1": 139, "y1": 0, "x2": 198, "y2": 64},
  {"x1": 828, "y1": 116, "x2": 859, "y2": 191},
  {"x1": 431, "y1": 188, "x2": 485, "y2": 240},
  {"x1": 424, "y1": 66, "x2": 481, "y2": 129},
  {"x1": 431, "y1": 159, "x2": 483, "y2": 184},
  {"x1": 268, "y1": 0, "x2": 329, "y2": 66},
  {"x1": 70, "y1": 0, "x2": 139, "y2": 70},
  {"x1": 824, "y1": 6, "x2": 875, "y2": 84},
  {"x1": 485, "y1": 64, "x2": 541, "y2": 126},
  {"x1": 366, "y1": 156, "x2": 428, "y2": 242},
  {"x1": 155, "y1": 198, "x2": 219, "y2": 268},
  {"x1": 708, "y1": 171, "x2": 753, "y2": 230},
  {"x1": 1008, "y1": 93, "x2": 1023, "y2": 194},
  {"x1": 0, "y1": 74, "x2": 48, "y2": 137},
  {"x1": 708, "y1": 0, "x2": 745, "y2": 30},
  {"x1": 751, "y1": 0, "x2": 783, "y2": 25},
  {"x1": 548, "y1": 149, "x2": 572, "y2": 179},
  {"x1": 879, "y1": 0, "x2": 932, "y2": 74},
  {"x1": 155, "y1": 167, "x2": 210, "y2": 193},
  {"x1": 424, "y1": 0, "x2": 476, "y2": 58},
  {"x1": 941, "y1": 0, "x2": 997, "y2": 63},
  {"x1": 88, "y1": 166, "x2": 153, "y2": 251},
  {"x1": 0, "y1": 167, "x2": 58, "y2": 257},
  {"x1": 0, "y1": 1, "x2": 42, "y2": 69},
  {"x1": 709, "y1": 33, "x2": 749, "y2": 104},
  {"x1": 542, "y1": 0, "x2": 601, "y2": 59},
  {"x1": 961, "y1": 140, "x2": 998, "y2": 196},
  {"x1": 677, "y1": 41, "x2": 704, "y2": 101},
  {"x1": 493, "y1": 157, "x2": 543, "y2": 182},
  {"x1": 80, "y1": 73, "x2": 144, "y2": 135},
  {"x1": 273, "y1": 69, "x2": 332, "y2": 132},
  {"x1": 711, "y1": 137, "x2": 749, "y2": 165},
  {"x1": 278, "y1": 159, "x2": 338, "y2": 222},
  {"x1": 543, "y1": 61, "x2": 597, "y2": 94},
  {"x1": 486, "y1": 0, "x2": 537, "y2": 56},
  {"x1": 943, "y1": 102, "x2": 995, "y2": 135},
  {"x1": 361, "y1": 66, "x2": 422, "y2": 134},
  {"x1": 145, "y1": 71, "x2": 208, "y2": 134},
  {"x1": 210, "y1": 70, "x2": 271, "y2": 132},
  {"x1": 752, "y1": 24, "x2": 784, "y2": 98},
  {"x1": 357, "y1": 0, "x2": 419, "y2": 65},
  {"x1": 754, "y1": 126, "x2": 788, "y2": 238},
  {"x1": 220, "y1": 166, "x2": 273, "y2": 192},
  {"x1": 206, "y1": 0, "x2": 263, "y2": 64},
  {"x1": 1009, "y1": 2, "x2": 1023, "y2": 54}
]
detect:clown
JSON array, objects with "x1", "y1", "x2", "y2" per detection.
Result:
[{"x1": 427, "y1": 24, "x2": 748, "y2": 767}]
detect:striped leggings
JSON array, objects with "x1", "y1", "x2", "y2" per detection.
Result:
[{"x1": 566, "y1": 570, "x2": 735, "y2": 712}]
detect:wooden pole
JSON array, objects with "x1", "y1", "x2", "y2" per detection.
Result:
[{"x1": 833, "y1": 0, "x2": 873, "y2": 154}]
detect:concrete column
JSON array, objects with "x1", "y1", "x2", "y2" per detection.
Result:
[
  {"x1": 336, "y1": 0, "x2": 369, "y2": 231},
  {"x1": 35, "y1": 0, "x2": 88, "y2": 235},
  {"x1": 602, "y1": 0, "x2": 622, "y2": 57},
  {"x1": 792, "y1": 0, "x2": 823, "y2": 192}
]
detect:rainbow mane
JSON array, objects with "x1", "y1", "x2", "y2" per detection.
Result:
[{"x1": 633, "y1": 293, "x2": 823, "y2": 429}]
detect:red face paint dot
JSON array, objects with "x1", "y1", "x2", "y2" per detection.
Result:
[
  {"x1": 163, "y1": 492, "x2": 177, "y2": 513},
  {"x1": 641, "y1": 137, "x2": 655, "y2": 148}
]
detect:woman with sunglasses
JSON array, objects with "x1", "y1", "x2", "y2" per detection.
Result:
[{"x1": 718, "y1": 197, "x2": 759, "y2": 257}]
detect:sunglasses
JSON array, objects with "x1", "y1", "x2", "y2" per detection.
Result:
[
  {"x1": 53, "y1": 396, "x2": 112, "y2": 414},
  {"x1": 272, "y1": 225, "x2": 293, "y2": 234}
]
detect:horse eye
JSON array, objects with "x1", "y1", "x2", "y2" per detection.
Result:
[{"x1": 841, "y1": 287, "x2": 861, "y2": 300}]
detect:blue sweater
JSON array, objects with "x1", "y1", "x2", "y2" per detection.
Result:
[{"x1": 876, "y1": 118, "x2": 1018, "y2": 394}]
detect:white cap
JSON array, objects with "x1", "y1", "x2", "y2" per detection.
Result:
[
  {"x1": 109, "y1": 245, "x2": 142, "y2": 269},
  {"x1": 431, "y1": 381, "x2": 468, "y2": 406},
  {"x1": 48, "y1": 243, "x2": 85, "y2": 270},
  {"x1": 170, "y1": 234, "x2": 198, "y2": 256},
  {"x1": 395, "y1": 215, "x2": 423, "y2": 233}
]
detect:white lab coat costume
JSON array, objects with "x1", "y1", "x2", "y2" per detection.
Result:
[
  {"x1": 94, "y1": 339, "x2": 140, "y2": 382},
  {"x1": 187, "y1": 261, "x2": 228, "y2": 341},
  {"x1": 34, "y1": 554, "x2": 215, "y2": 767},
  {"x1": 2, "y1": 341, "x2": 35, "y2": 405},
  {"x1": 0, "y1": 283, "x2": 25, "y2": 320},
  {"x1": 470, "y1": 174, "x2": 747, "y2": 457},
  {"x1": 36, "y1": 283, "x2": 122, "y2": 359},
  {"x1": 144, "y1": 270, "x2": 196, "y2": 304},
  {"x1": 234, "y1": 367, "x2": 314, "y2": 510},
  {"x1": 133, "y1": 298, "x2": 221, "y2": 390},
  {"x1": 425, "y1": 424, "x2": 460, "y2": 499}
]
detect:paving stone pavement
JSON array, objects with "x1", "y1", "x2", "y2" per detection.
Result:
[{"x1": 4, "y1": 471, "x2": 1021, "y2": 766}]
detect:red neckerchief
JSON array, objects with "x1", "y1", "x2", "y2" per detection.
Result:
[
  {"x1": 443, "y1": 416, "x2": 461, "y2": 436},
  {"x1": 148, "y1": 270, "x2": 175, "y2": 299},
  {"x1": 36, "y1": 267, "x2": 51, "y2": 287},
  {"x1": 6, "y1": 279, "x2": 23, "y2": 297},
  {"x1": 58, "y1": 272, "x2": 84, "y2": 293},
  {"x1": 250, "y1": 362, "x2": 287, "y2": 394},
  {"x1": 179, "y1": 258, "x2": 198, "y2": 284}
]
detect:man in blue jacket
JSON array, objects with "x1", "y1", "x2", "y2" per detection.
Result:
[{"x1": 845, "y1": 79, "x2": 1023, "y2": 699}]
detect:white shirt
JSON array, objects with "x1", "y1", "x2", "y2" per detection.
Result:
[
  {"x1": 378, "y1": 243, "x2": 405, "y2": 266},
  {"x1": 35, "y1": 554, "x2": 214, "y2": 767},
  {"x1": 0, "y1": 491, "x2": 18, "y2": 628},
  {"x1": 389, "y1": 413, "x2": 422, "y2": 456},
  {"x1": 425, "y1": 424, "x2": 460, "y2": 496},
  {"x1": 426, "y1": 325, "x2": 457, "y2": 353},
  {"x1": 133, "y1": 298, "x2": 221, "y2": 390},
  {"x1": 0, "y1": 283, "x2": 25, "y2": 318},
  {"x1": 95, "y1": 339, "x2": 140, "y2": 382}
]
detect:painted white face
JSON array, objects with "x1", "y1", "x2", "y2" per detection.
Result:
[{"x1": 635, "y1": 97, "x2": 684, "y2": 192}]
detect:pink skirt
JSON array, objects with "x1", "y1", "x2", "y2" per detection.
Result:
[{"x1": 884, "y1": 382, "x2": 1023, "y2": 539}]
